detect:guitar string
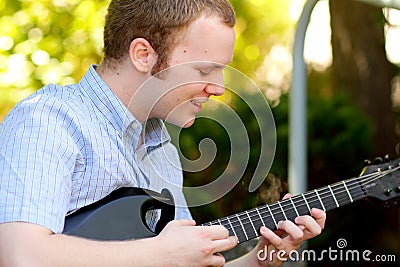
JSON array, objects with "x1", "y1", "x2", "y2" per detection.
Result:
[
  {"x1": 207, "y1": 164, "x2": 399, "y2": 228},
  {"x1": 233, "y1": 165, "x2": 398, "y2": 222},
  {"x1": 220, "y1": 168, "x2": 392, "y2": 231},
  {"x1": 220, "y1": 167, "x2": 398, "y2": 239},
  {"x1": 203, "y1": 165, "x2": 399, "y2": 238},
  {"x1": 207, "y1": 169, "x2": 382, "y2": 226},
  {"x1": 206, "y1": 189, "x2": 367, "y2": 236},
  {"x1": 203, "y1": 164, "x2": 399, "y2": 232},
  {"x1": 205, "y1": 190, "x2": 374, "y2": 240}
]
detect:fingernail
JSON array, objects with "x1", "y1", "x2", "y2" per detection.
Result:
[{"x1": 260, "y1": 226, "x2": 268, "y2": 234}]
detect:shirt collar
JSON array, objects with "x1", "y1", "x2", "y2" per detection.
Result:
[
  {"x1": 78, "y1": 65, "x2": 170, "y2": 148},
  {"x1": 143, "y1": 118, "x2": 171, "y2": 147}
]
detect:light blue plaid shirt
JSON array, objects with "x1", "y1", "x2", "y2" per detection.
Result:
[{"x1": 0, "y1": 65, "x2": 191, "y2": 233}]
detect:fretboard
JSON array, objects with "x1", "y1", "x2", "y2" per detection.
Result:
[{"x1": 201, "y1": 176, "x2": 366, "y2": 243}]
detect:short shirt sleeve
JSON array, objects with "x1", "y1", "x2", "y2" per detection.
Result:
[{"x1": 0, "y1": 91, "x2": 82, "y2": 233}]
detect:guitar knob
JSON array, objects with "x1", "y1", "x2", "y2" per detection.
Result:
[
  {"x1": 395, "y1": 200, "x2": 400, "y2": 208},
  {"x1": 384, "y1": 189, "x2": 392, "y2": 196},
  {"x1": 373, "y1": 157, "x2": 383, "y2": 164},
  {"x1": 363, "y1": 159, "x2": 372, "y2": 166},
  {"x1": 395, "y1": 187, "x2": 400, "y2": 193},
  {"x1": 384, "y1": 154, "x2": 392, "y2": 162},
  {"x1": 384, "y1": 202, "x2": 391, "y2": 209}
]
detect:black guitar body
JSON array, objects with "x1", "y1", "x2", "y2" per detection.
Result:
[{"x1": 63, "y1": 187, "x2": 175, "y2": 241}]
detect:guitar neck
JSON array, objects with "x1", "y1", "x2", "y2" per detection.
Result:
[{"x1": 202, "y1": 176, "x2": 367, "y2": 244}]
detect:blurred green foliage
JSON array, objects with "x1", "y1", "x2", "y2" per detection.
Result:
[
  {"x1": 230, "y1": 0, "x2": 295, "y2": 75},
  {"x1": 0, "y1": 0, "x2": 107, "y2": 120}
]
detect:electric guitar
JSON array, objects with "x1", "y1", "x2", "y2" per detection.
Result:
[{"x1": 63, "y1": 157, "x2": 400, "y2": 243}]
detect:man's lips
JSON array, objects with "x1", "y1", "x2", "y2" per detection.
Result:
[{"x1": 190, "y1": 98, "x2": 209, "y2": 106}]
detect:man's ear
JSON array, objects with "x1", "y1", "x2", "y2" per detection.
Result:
[{"x1": 129, "y1": 38, "x2": 158, "y2": 73}]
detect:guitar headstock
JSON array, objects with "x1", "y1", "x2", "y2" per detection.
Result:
[{"x1": 360, "y1": 156, "x2": 400, "y2": 208}]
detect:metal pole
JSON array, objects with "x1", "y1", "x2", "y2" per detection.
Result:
[{"x1": 289, "y1": 0, "x2": 319, "y2": 196}]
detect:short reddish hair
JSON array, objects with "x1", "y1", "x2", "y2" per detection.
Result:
[{"x1": 102, "y1": 0, "x2": 236, "y2": 73}]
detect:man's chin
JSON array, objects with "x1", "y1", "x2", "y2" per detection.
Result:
[
  {"x1": 182, "y1": 118, "x2": 195, "y2": 128},
  {"x1": 164, "y1": 116, "x2": 195, "y2": 128}
]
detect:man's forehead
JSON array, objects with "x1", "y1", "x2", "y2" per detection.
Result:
[{"x1": 167, "y1": 14, "x2": 235, "y2": 69}]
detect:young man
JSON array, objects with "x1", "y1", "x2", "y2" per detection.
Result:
[{"x1": 0, "y1": 0, "x2": 325, "y2": 266}]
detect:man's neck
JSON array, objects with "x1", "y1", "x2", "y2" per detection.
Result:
[{"x1": 96, "y1": 61, "x2": 152, "y2": 124}]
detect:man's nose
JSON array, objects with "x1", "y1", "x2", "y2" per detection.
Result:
[
  {"x1": 205, "y1": 83, "x2": 225, "y2": 96},
  {"x1": 205, "y1": 72, "x2": 225, "y2": 96}
]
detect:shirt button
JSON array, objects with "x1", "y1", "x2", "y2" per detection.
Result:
[{"x1": 132, "y1": 122, "x2": 138, "y2": 129}]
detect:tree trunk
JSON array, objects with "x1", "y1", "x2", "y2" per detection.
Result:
[{"x1": 329, "y1": 0, "x2": 397, "y2": 157}]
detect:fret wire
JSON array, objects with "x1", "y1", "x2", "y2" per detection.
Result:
[
  {"x1": 256, "y1": 207, "x2": 266, "y2": 227},
  {"x1": 290, "y1": 197, "x2": 300, "y2": 217},
  {"x1": 302, "y1": 193, "x2": 311, "y2": 213},
  {"x1": 267, "y1": 205, "x2": 278, "y2": 228},
  {"x1": 220, "y1": 220, "x2": 235, "y2": 234},
  {"x1": 314, "y1": 189, "x2": 326, "y2": 212},
  {"x1": 319, "y1": 187, "x2": 338, "y2": 210},
  {"x1": 342, "y1": 181, "x2": 354, "y2": 202},
  {"x1": 328, "y1": 185, "x2": 339, "y2": 207},
  {"x1": 236, "y1": 214, "x2": 248, "y2": 241},
  {"x1": 226, "y1": 216, "x2": 238, "y2": 239},
  {"x1": 246, "y1": 211, "x2": 258, "y2": 236},
  {"x1": 331, "y1": 183, "x2": 356, "y2": 204},
  {"x1": 277, "y1": 201, "x2": 288, "y2": 220}
]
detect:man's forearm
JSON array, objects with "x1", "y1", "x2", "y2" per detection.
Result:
[
  {"x1": 0, "y1": 222, "x2": 163, "y2": 267},
  {"x1": 0, "y1": 219, "x2": 238, "y2": 267}
]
